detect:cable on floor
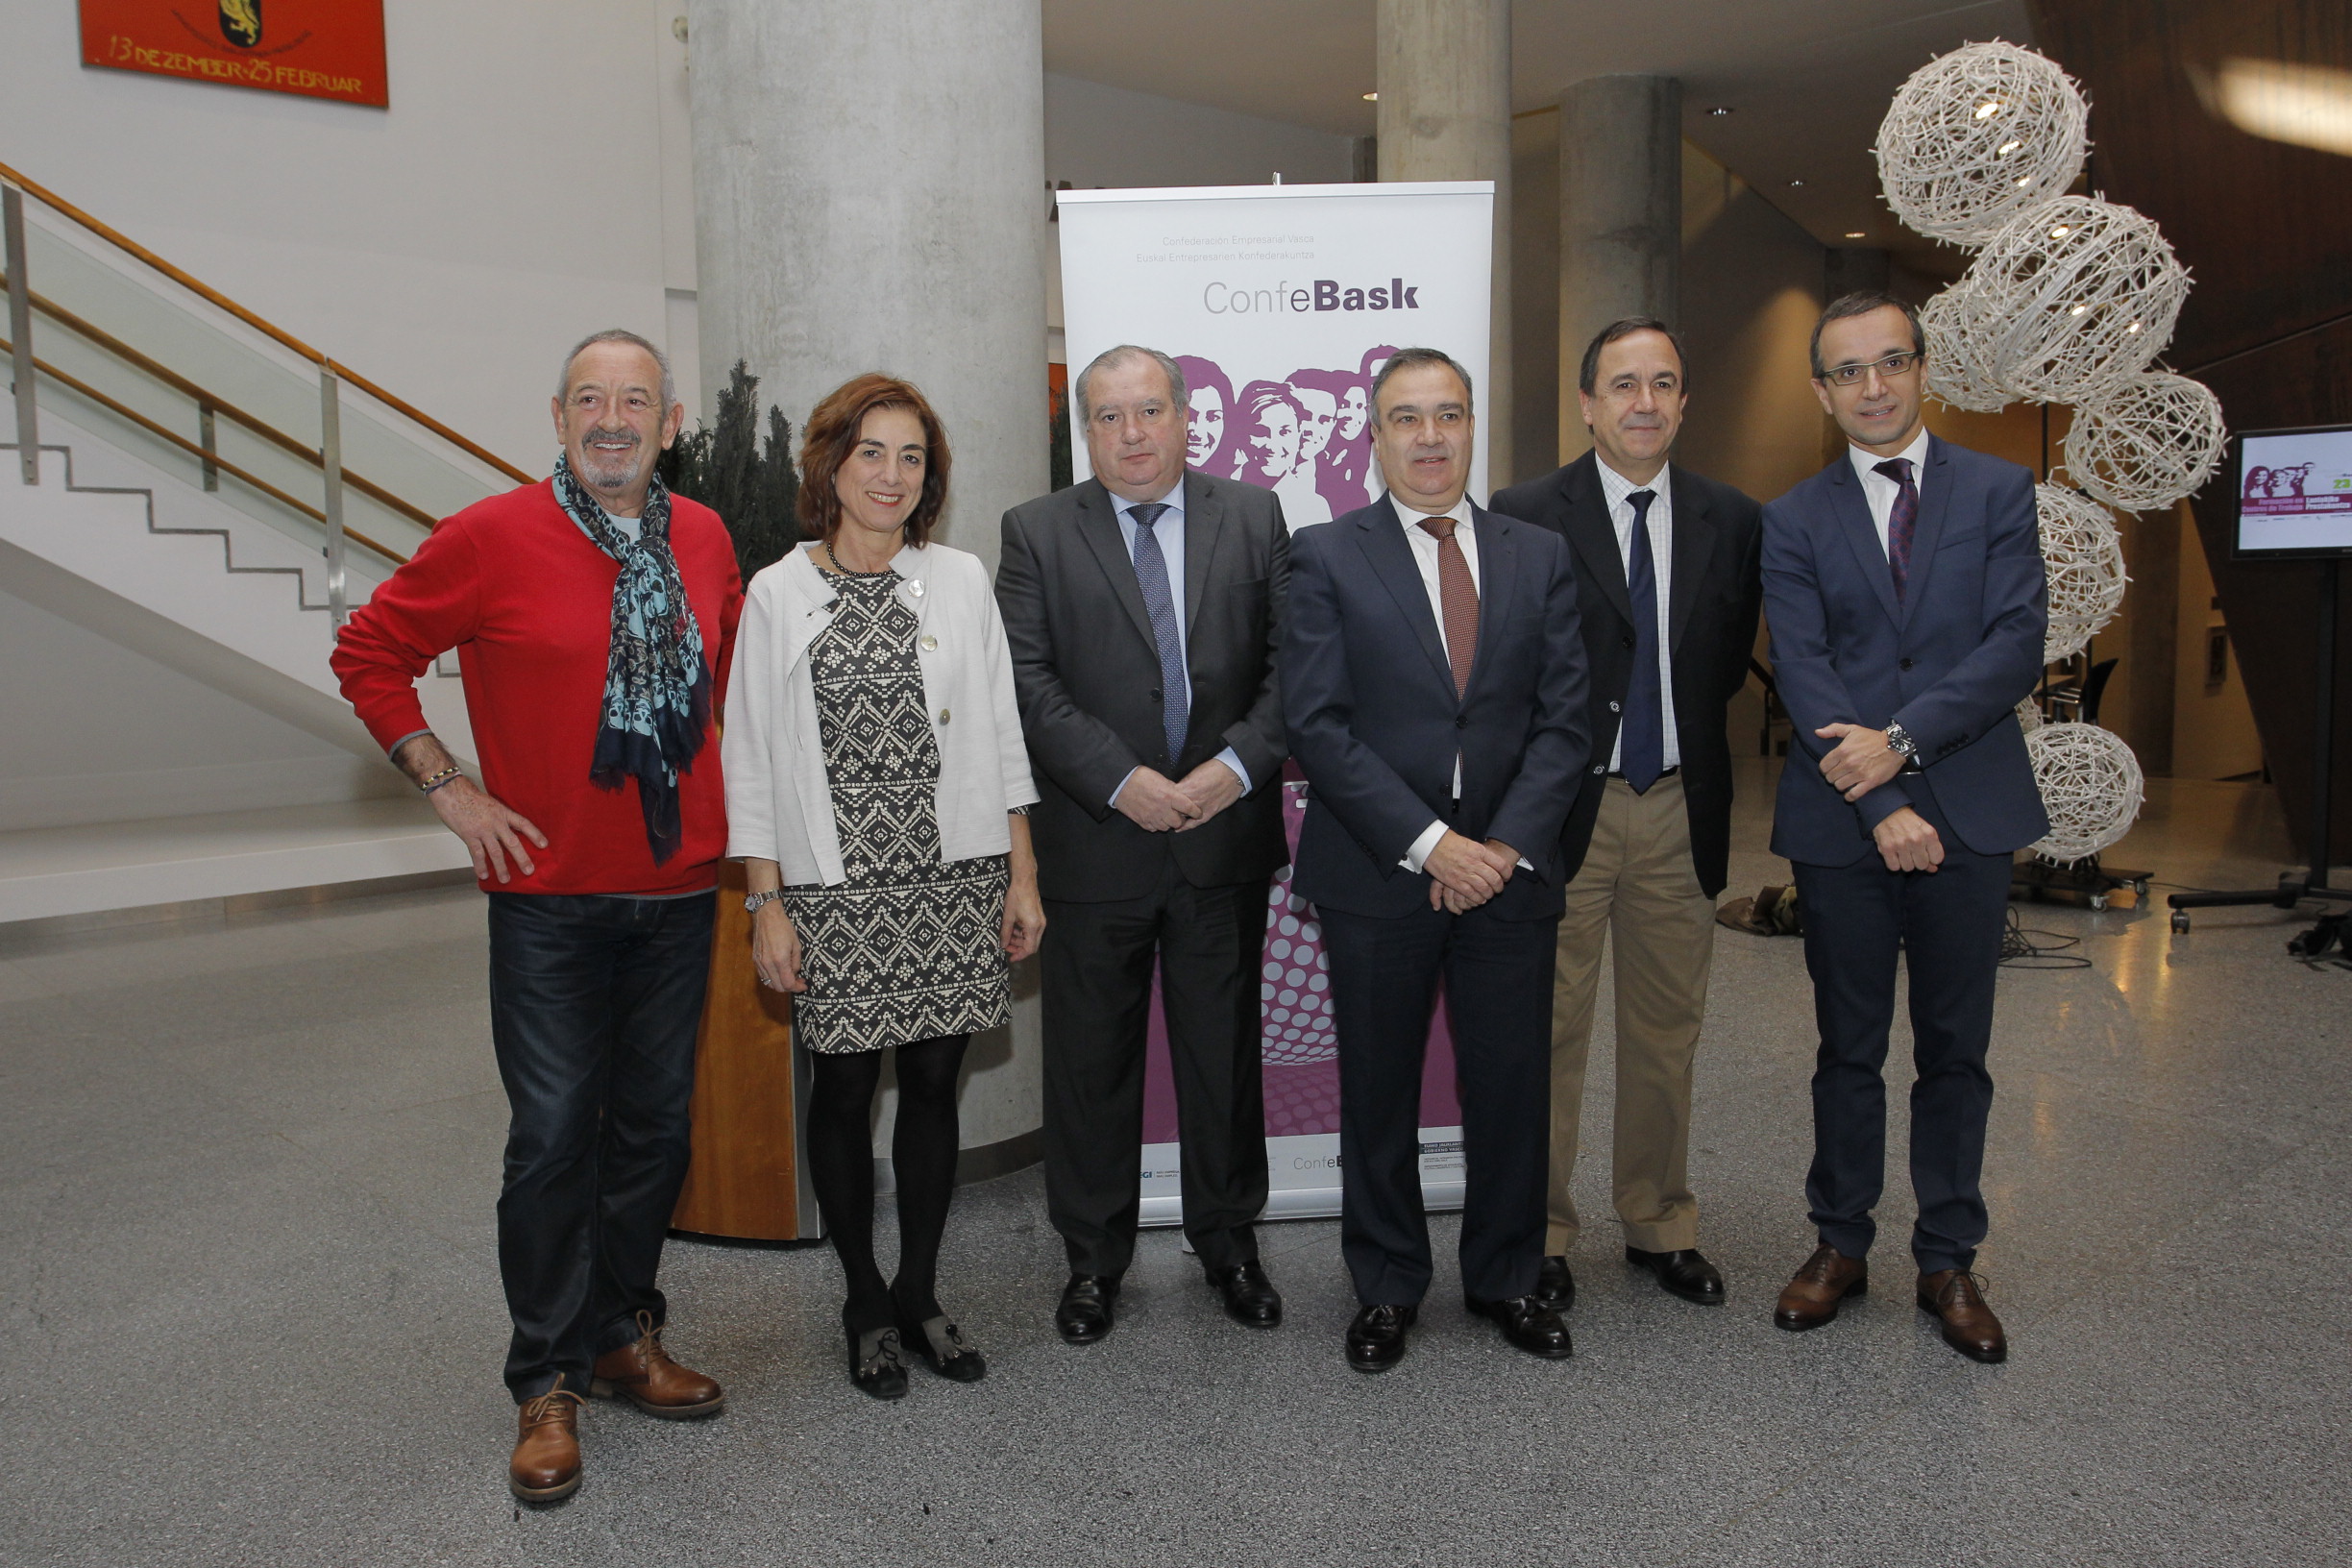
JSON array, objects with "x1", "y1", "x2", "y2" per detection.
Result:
[{"x1": 1998, "y1": 908, "x2": 2091, "y2": 969}]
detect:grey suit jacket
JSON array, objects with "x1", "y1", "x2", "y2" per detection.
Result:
[{"x1": 996, "y1": 471, "x2": 1291, "y2": 902}]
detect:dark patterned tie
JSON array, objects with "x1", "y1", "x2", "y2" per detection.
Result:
[
  {"x1": 1128, "y1": 502, "x2": 1189, "y2": 761},
  {"x1": 1875, "y1": 457, "x2": 1918, "y2": 602},
  {"x1": 1619, "y1": 489, "x2": 1665, "y2": 793},
  {"x1": 1416, "y1": 513, "x2": 1481, "y2": 699}
]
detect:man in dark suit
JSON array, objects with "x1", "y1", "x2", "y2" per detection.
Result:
[
  {"x1": 997, "y1": 345, "x2": 1290, "y2": 1343},
  {"x1": 1762, "y1": 292, "x2": 2047, "y2": 1363},
  {"x1": 1492, "y1": 318, "x2": 1762, "y2": 1315},
  {"x1": 1283, "y1": 348, "x2": 1589, "y2": 1372}
]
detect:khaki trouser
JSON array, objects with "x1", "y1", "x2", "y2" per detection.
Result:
[{"x1": 1547, "y1": 772, "x2": 1717, "y2": 1256}]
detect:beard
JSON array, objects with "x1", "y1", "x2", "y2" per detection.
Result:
[{"x1": 576, "y1": 428, "x2": 645, "y2": 491}]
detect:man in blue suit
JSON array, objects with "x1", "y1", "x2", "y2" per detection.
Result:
[
  {"x1": 1283, "y1": 348, "x2": 1590, "y2": 1371},
  {"x1": 1762, "y1": 292, "x2": 2047, "y2": 1363}
]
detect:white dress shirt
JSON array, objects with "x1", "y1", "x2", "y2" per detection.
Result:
[
  {"x1": 1390, "y1": 492, "x2": 1488, "y2": 875},
  {"x1": 1594, "y1": 459, "x2": 1681, "y2": 772},
  {"x1": 1105, "y1": 476, "x2": 1250, "y2": 807},
  {"x1": 1849, "y1": 426, "x2": 1932, "y2": 559}
]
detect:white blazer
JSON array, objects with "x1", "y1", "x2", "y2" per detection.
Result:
[{"x1": 722, "y1": 539, "x2": 1040, "y2": 886}]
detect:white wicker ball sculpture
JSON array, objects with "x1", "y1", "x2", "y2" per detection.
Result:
[
  {"x1": 2063, "y1": 371, "x2": 2229, "y2": 513},
  {"x1": 1874, "y1": 40, "x2": 2092, "y2": 246},
  {"x1": 1968, "y1": 195, "x2": 2190, "y2": 404},
  {"x1": 2036, "y1": 482, "x2": 2128, "y2": 662},
  {"x1": 2025, "y1": 721, "x2": 2144, "y2": 862},
  {"x1": 1920, "y1": 283, "x2": 2011, "y2": 412},
  {"x1": 2016, "y1": 695, "x2": 2045, "y2": 734}
]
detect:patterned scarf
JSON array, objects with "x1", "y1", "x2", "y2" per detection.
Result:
[{"x1": 551, "y1": 453, "x2": 711, "y2": 865}]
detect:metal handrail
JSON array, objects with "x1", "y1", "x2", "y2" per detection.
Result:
[
  {"x1": 1, "y1": 271, "x2": 439, "y2": 534},
  {"x1": 0, "y1": 158, "x2": 529, "y2": 486},
  {"x1": 0, "y1": 330, "x2": 407, "y2": 565}
]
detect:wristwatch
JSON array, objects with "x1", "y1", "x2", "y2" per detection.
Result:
[
  {"x1": 1883, "y1": 722, "x2": 1921, "y2": 763},
  {"x1": 744, "y1": 889, "x2": 786, "y2": 915}
]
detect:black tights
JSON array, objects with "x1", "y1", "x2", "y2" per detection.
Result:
[{"x1": 804, "y1": 1033, "x2": 969, "y2": 1335}]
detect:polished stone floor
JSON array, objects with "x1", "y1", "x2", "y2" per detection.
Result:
[{"x1": 4, "y1": 763, "x2": 2347, "y2": 1566}]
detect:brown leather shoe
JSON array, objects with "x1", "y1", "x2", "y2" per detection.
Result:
[
  {"x1": 1918, "y1": 1269, "x2": 2007, "y2": 1363},
  {"x1": 591, "y1": 1311, "x2": 725, "y2": 1419},
  {"x1": 508, "y1": 1377, "x2": 584, "y2": 1504},
  {"x1": 1774, "y1": 1243, "x2": 1868, "y2": 1332}
]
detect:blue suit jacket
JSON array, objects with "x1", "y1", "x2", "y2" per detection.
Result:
[
  {"x1": 1761, "y1": 434, "x2": 2049, "y2": 867},
  {"x1": 1282, "y1": 496, "x2": 1591, "y2": 919}
]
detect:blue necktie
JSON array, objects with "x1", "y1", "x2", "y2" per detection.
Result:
[
  {"x1": 1620, "y1": 489, "x2": 1665, "y2": 794},
  {"x1": 1875, "y1": 457, "x2": 1918, "y2": 602},
  {"x1": 1128, "y1": 502, "x2": 1190, "y2": 762}
]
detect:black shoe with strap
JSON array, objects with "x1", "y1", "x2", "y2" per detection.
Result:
[
  {"x1": 846, "y1": 1324, "x2": 908, "y2": 1400},
  {"x1": 898, "y1": 1311, "x2": 987, "y2": 1382}
]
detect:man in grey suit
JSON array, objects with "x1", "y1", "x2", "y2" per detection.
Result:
[{"x1": 997, "y1": 345, "x2": 1291, "y2": 1344}]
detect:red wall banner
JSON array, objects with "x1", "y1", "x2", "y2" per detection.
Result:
[{"x1": 79, "y1": 2, "x2": 388, "y2": 108}]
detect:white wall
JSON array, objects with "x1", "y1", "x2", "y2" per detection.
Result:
[
  {"x1": 0, "y1": 587, "x2": 400, "y2": 831},
  {"x1": 0, "y1": 0, "x2": 696, "y2": 471},
  {"x1": 1041, "y1": 71, "x2": 1358, "y2": 335}
]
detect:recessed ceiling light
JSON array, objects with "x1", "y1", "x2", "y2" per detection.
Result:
[
  {"x1": 1845, "y1": 231, "x2": 1867, "y2": 238},
  {"x1": 1788, "y1": 179, "x2": 1806, "y2": 187},
  {"x1": 1361, "y1": 91, "x2": 1378, "y2": 101},
  {"x1": 1706, "y1": 106, "x2": 1733, "y2": 116}
]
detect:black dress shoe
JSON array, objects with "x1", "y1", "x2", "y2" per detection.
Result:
[
  {"x1": 1345, "y1": 1303, "x2": 1417, "y2": 1373},
  {"x1": 1054, "y1": 1273, "x2": 1120, "y2": 1345},
  {"x1": 1206, "y1": 1260, "x2": 1283, "y2": 1328},
  {"x1": 1464, "y1": 1294, "x2": 1575, "y2": 1360},
  {"x1": 1627, "y1": 1246, "x2": 1727, "y2": 1306},
  {"x1": 1536, "y1": 1255, "x2": 1577, "y2": 1311}
]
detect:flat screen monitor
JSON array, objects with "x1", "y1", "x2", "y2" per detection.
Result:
[{"x1": 2235, "y1": 423, "x2": 2352, "y2": 559}]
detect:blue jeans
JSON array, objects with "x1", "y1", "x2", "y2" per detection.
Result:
[{"x1": 485, "y1": 891, "x2": 715, "y2": 1402}]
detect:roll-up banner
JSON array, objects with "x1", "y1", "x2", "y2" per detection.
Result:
[{"x1": 1055, "y1": 181, "x2": 1496, "y2": 1224}]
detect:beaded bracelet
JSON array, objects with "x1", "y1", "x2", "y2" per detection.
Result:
[{"x1": 419, "y1": 766, "x2": 463, "y2": 795}]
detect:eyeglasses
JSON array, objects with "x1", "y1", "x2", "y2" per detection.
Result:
[{"x1": 1821, "y1": 352, "x2": 1923, "y2": 386}]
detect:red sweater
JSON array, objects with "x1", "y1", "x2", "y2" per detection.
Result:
[{"x1": 333, "y1": 479, "x2": 744, "y2": 896}]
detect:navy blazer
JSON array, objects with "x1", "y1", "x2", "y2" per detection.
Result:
[
  {"x1": 1282, "y1": 496, "x2": 1591, "y2": 919},
  {"x1": 1761, "y1": 434, "x2": 2049, "y2": 867}
]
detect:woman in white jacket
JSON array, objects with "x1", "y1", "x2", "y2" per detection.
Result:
[{"x1": 723, "y1": 374, "x2": 1043, "y2": 1401}]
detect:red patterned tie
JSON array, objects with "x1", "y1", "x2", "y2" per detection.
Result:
[{"x1": 1417, "y1": 515, "x2": 1480, "y2": 698}]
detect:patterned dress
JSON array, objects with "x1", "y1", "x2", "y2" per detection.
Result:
[{"x1": 783, "y1": 565, "x2": 1013, "y2": 1054}]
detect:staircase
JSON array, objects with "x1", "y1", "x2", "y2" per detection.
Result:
[{"x1": 0, "y1": 162, "x2": 523, "y2": 926}]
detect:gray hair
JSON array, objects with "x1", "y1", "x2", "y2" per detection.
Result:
[
  {"x1": 557, "y1": 328, "x2": 677, "y2": 408},
  {"x1": 1073, "y1": 344, "x2": 1188, "y2": 425},
  {"x1": 1369, "y1": 347, "x2": 1474, "y2": 416}
]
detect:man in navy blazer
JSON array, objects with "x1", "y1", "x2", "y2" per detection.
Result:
[
  {"x1": 1761, "y1": 292, "x2": 2047, "y2": 1364},
  {"x1": 1283, "y1": 348, "x2": 1590, "y2": 1371}
]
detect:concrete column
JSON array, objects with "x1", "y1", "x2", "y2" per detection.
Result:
[
  {"x1": 687, "y1": 0, "x2": 1049, "y2": 1169},
  {"x1": 1558, "y1": 75, "x2": 1680, "y2": 464},
  {"x1": 1376, "y1": 0, "x2": 1512, "y2": 488}
]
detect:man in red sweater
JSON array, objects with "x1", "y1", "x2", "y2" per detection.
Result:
[{"x1": 333, "y1": 331, "x2": 743, "y2": 1504}]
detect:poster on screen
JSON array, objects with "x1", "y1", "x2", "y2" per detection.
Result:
[{"x1": 1057, "y1": 182, "x2": 1495, "y2": 1224}]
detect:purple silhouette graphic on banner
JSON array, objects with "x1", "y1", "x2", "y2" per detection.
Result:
[
  {"x1": 1294, "y1": 367, "x2": 1373, "y2": 516},
  {"x1": 1141, "y1": 763, "x2": 1462, "y2": 1146},
  {"x1": 1175, "y1": 355, "x2": 1234, "y2": 473},
  {"x1": 1226, "y1": 380, "x2": 1303, "y2": 489}
]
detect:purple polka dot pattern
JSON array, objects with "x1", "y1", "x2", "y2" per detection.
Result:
[{"x1": 1262, "y1": 785, "x2": 1337, "y2": 1066}]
